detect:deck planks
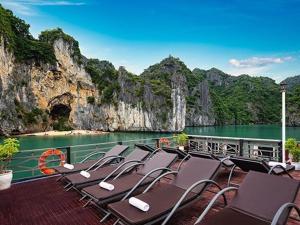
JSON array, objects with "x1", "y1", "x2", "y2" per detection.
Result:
[{"x1": 0, "y1": 167, "x2": 299, "y2": 225}]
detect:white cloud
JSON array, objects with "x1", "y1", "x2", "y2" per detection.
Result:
[
  {"x1": 0, "y1": 1, "x2": 36, "y2": 16},
  {"x1": 22, "y1": 0, "x2": 86, "y2": 6},
  {"x1": 229, "y1": 56, "x2": 292, "y2": 68},
  {"x1": 0, "y1": 0, "x2": 85, "y2": 16}
]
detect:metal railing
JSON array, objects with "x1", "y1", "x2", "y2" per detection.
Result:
[
  {"x1": 11, "y1": 134, "x2": 285, "y2": 182},
  {"x1": 188, "y1": 135, "x2": 282, "y2": 161},
  {"x1": 11, "y1": 137, "x2": 170, "y2": 182}
]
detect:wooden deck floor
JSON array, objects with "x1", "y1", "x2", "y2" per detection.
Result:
[{"x1": 0, "y1": 168, "x2": 299, "y2": 225}]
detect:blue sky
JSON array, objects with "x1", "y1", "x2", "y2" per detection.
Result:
[{"x1": 1, "y1": 0, "x2": 300, "y2": 81}]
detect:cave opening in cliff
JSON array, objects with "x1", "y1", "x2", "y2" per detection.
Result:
[{"x1": 50, "y1": 104, "x2": 71, "y2": 120}]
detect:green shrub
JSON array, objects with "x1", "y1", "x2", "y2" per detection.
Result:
[
  {"x1": 173, "y1": 133, "x2": 189, "y2": 146},
  {"x1": 0, "y1": 138, "x2": 20, "y2": 173},
  {"x1": 285, "y1": 138, "x2": 300, "y2": 162}
]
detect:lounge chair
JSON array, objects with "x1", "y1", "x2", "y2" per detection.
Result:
[
  {"x1": 54, "y1": 144, "x2": 129, "y2": 180},
  {"x1": 107, "y1": 157, "x2": 222, "y2": 225},
  {"x1": 189, "y1": 151, "x2": 234, "y2": 168},
  {"x1": 63, "y1": 148, "x2": 152, "y2": 191},
  {"x1": 194, "y1": 171, "x2": 300, "y2": 225},
  {"x1": 81, "y1": 151, "x2": 178, "y2": 221},
  {"x1": 228, "y1": 156, "x2": 295, "y2": 186}
]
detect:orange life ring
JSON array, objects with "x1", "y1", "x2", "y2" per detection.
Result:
[
  {"x1": 38, "y1": 149, "x2": 66, "y2": 175},
  {"x1": 159, "y1": 137, "x2": 170, "y2": 147}
]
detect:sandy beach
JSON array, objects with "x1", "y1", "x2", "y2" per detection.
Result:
[{"x1": 19, "y1": 130, "x2": 108, "y2": 137}]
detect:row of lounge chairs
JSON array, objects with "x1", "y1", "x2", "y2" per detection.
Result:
[{"x1": 53, "y1": 144, "x2": 300, "y2": 225}]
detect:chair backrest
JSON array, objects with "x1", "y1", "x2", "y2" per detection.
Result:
[
  {"x1": 124, "y1": 148, "x2": 150, "y2": 162},
  {"x1": 134, "y1": 144, "x2": 156, "y2": 152},
  {"x1": 172, "y1": 157, "x2": 221, "y2": 193},
  {"x1": 189, "y1": 152, "x2": 216, "y2": 160},
  {"x1": 229, "y1": 171, "x2": 300, "y2": 224},
  {"x1": 137, "y1": 152, "x2": 177, "y2": 177},
  {"x1": 230, "y1": 157, "x2": 269, "y2": 173},
  {"x1": 104, "y1": 145, "x2": 129, "y2": 157}
]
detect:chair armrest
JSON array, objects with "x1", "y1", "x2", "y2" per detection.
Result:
[
  {"x1": 86, "y1": 155, "x2": 124, "y2": 171},
  {"x1": 268, "y1": 165, "x2": 294, "y2": 179},
  {"x1": 112, "y1": 162, "x2": 145, "y2": 180},
  {"x1": 143, "y1": 171, "x2": 179, "y2": 193},
  {"x1": 92, "y1": 155, "x2": 125, "y2": 171},
  {"x1": 271, "y1": 203, "x2": 300, "y2": 225},
  {"x1": 176, "y1": 153, "x2": 191, "y2": 171},
  {"x1": 194, "y1": 186, "x2": 239, "y2": 225},
  {"x1": 227, "y1": 165, "x2": 238, "y2": 187},
  {"x1": 162, "y1": 179, "x2": 225, "y2": 225},
  {"x1": 120, "y1": 167, "x2": 172, "y2": 201},
  {"x1": 80, "y1": 151, "x2": 106, "y2": 163},
  {"x1": 102, "y1": 160, "x2": 142, "y2": 182}
]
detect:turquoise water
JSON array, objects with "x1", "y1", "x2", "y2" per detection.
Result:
[
  {"x1": 12, "y1": 125, "x2": 300, "y2": 150},
  {"x1": 4, "y1": 124, "x2": 300, "y2": 181}
]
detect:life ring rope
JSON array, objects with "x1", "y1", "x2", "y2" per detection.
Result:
[{"x1": 38, "y1": 149, "x2": 66, "y2": 175}]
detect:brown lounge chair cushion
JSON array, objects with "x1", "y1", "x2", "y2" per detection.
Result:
[
  {"x1": 196, "y1": 208, "x2": 269, "y2": 225},
  {"x1": 82, "y1": 173, "x2": 153, "y2": 202},
  {"x1": 229, "y1": 171, "x2": 299, "y2": 224},
  {"x1": 108, "y1": 183, "x2": 197, "y2": 225},
  {"x1": 198, "y1": 171, "x2": 299, "y2": 225}
]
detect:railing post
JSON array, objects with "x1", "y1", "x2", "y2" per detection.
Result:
[
  {"x1": 155, "y1": 138, "x2": 160, "y2": 148},
  {"x1": 66, "y1": 147, "x2": 71, "y2": 164},
  {"x1": 239, "y1": 139, "x2": 244, "y2": 156},
  {"x1": 278, "y1": 141, "x2": 283, "y2": 162}
]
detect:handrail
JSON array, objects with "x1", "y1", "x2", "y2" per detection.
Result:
[{"x1": 19, "y1": 136, "x2": 172, "y2": 152}]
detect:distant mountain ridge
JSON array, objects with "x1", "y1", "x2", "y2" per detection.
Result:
[
  {"x1": 0, "y1": 5, "x2": 299, "y2": 135},
  {"x1": 283, "y1": 75, "x2": 300, "y2": 91}
]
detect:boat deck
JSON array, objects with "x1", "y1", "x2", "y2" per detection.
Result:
[{"x1": 0, "y1": 168, "x2": 299, "y2": 225}]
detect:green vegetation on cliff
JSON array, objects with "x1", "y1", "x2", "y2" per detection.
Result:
[
  {"x1": 0, "y1": 5, "x2": 56, "y2": 64},
  {"x1": 85, "y1": 59, "x2": 120, "y2": 104},
  {"x1": 39, "y1": 28, "x2": 82, "y2": 64},
  {"x1": 210, "y1": 75, "x2": 281, "y2": 125}
]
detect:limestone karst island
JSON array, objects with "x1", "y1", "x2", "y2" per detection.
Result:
[{"x1": 0, "y1": 2, "x2": 300, "y2": 225}]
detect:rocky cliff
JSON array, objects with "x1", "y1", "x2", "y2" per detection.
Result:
[{"x1": 0, "y1": 5, "x2": 299, "y2": 135}]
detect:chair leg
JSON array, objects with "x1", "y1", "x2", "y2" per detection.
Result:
[
  {"x1": 100, "y1": 212, "x2": 111, "y2": 222},
  {"x1": 79, "y1": 195, "x2": 87, "y2": 201},
  {"x1": 113, "y1": 219, "x2": 120, "y2": 225},
  {"x1": 83, "y1": 199, "x2": 92, "y2": 208},
  {"x1": 66, "y1": 185, "x2": 74, "y2": 192},
  {"x1": 64, "y1": 183, "x2": 71, "y2": 189},
  {"x1": 56, "y1": 175, "x2": 63, "y2": 181}
]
